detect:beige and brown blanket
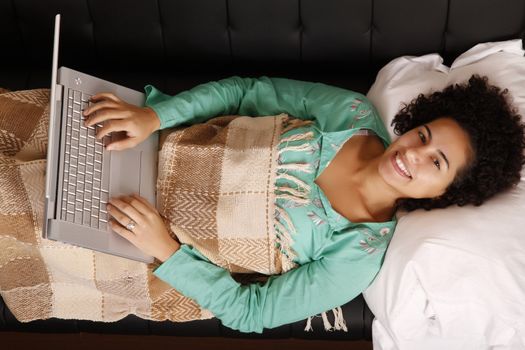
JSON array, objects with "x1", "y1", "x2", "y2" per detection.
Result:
[{"x1": 0, "y1": 88, "x2": 313, "y2": 323}]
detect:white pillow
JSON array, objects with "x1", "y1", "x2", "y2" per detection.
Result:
[{"x1": 363, "y1": 39, "x2": 525, "y2": 350}]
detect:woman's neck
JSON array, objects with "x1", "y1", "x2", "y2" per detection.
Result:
[{"x1": 350, "y1": 154, "x2": 400, "y2": 222}]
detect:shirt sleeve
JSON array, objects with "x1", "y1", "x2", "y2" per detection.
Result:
[
  {"x1": 143, "y1": 76, "x2": 376, "y2": 132},
  {"x1": 153, "y1": 241, "x2": 385, "y2": 334}
]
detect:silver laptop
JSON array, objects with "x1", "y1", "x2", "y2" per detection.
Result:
[{"x1": 43, "y1": 14, "x2": 157, "y2": 263}]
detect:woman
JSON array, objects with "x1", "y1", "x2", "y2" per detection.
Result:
[{"x1": 82, "y1": 74, "x2": 525, "y2": 333}]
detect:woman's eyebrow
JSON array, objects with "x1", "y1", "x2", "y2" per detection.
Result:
[{"x1": 424, "y1": 124, "x2": 450, "y2": 170}]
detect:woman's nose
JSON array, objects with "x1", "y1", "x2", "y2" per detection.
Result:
[{"x1": 405, "y1": 146, "x2": 431, "y2": 165}]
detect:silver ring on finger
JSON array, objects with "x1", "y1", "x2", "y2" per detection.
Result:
[{"x1": 125, "y1": 220, "x2": 137, "y2": 232}]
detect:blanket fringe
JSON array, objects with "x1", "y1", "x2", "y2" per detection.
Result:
[
  {"x1": 333, "y1": 306, "x2": 348, "y2": 331},
  {"x1": 275, "y1": 173, "x2": 310, "y2": 193},
  {"x1": 277, "y1": 162, "x2": 314, "y2": 173},
  {"x1": 274, "y1": 206, "x2": 296, "y2": 235},
  {"x1": 322, "y1": 312, "x2": 333, "y2": 331},
  {"x1": 278, "y1": 143, "x2": 314, "y2": 155},
  {"x1": 303, "y1": 307, "x2": 348, "y2": 332},
  {"x1": 280, "y1": 131, "x2": 315, "y2": 143},
  {"x1": 275, "y1": 185, "x2": 310, "y2": 200},
  {"x1": 281, "y1": 118, "x2": 314, "y2": 134}
]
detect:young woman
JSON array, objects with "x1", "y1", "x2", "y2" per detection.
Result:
[{"x1": 82, "y1": 74, "x2": 525, "y2": 333}]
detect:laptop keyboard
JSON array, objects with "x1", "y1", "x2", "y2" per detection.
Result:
[{"x1": 60, "y1": 89, "x2": 111, "y2": 231}]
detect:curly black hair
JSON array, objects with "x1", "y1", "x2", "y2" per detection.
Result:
[{"x1": 391, "y1": 74, "x2": 525, "y2": 212}]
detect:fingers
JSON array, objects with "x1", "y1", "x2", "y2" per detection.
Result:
[
  {"x1": 109, "y1": 220, "x2": 136, "y2": 243},
  {"x1": 107, "y1": 197, "x2": 145, "y2": 227},
  {"x1": 92, "y1": 117, "x2": 122, "y2": 139},
  {"x1": 83, "y1": 101, "x2": 121, "y2": 122}
]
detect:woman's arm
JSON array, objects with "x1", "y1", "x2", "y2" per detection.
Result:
[
  {"x1": 144, "y1": 76, "x2": 376, "y2": 132},
  {"x1": 153, "y1": 242, "x2": 383, "y2": 334}
]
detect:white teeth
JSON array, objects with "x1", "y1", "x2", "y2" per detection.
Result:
[{"x1": 395, "y1": 153, "x2": 411, "y2": 178}]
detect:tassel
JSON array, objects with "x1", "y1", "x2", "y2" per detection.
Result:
[
  {"x1": 281, "y1": 118, "x2": 314, "y2": 134},
  {"x1": 321, "y1": 311, "x2": 334, "y2": 331},
  {"x1": 278, "y1": 143, "x2": 314, "y2": 154},
  {"x1": 274, "y1": 220, "x2": 295, "y2": 253},
  {"x1": 280, "y1": 131, "x2": 315, "y2": 143},
  {"x1": 276, "y1": 185, "x2": 310, "y2": 199},
  {"x1": 277, "y1": 162, "x2": 314, "y2": 173},
  {"x1": 275, "y1": 206, "x2": 297, "y2": 235},
  {"x1": 276, "y1": 193, "x2": 310, "y2": 206},
  {"x1": 304, "y1": 316, "x2": 314, "y2": 332},
  {"x1": 275, "y1": 173, "x2": 310, "y2": 192},
  {"x1": 332, "y1": 306, "x2": 348, "y2": 332}
]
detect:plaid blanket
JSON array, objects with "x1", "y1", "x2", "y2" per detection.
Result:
[{"x1": 0, "y1": 88, "x2": 310, "y2": 323}]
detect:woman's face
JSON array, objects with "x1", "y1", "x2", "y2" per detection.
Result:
[{"x1": 378, "y1": 117, "x2": 473, "y2": 199}]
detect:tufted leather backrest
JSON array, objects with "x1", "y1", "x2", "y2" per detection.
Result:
[{"x1": 2, "y1": 0, "x2": 525, "y2": 71}]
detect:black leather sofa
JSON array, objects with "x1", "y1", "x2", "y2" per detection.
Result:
[{"x1": 1, "y1": 0, "x2": 524, "y2": 344}]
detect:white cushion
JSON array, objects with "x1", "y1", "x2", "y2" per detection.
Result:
[{"x1": 363, "y1": 39, "x2": 525, "y2": 350}]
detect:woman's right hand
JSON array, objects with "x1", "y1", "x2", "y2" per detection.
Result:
[{"x1": 82, "y1": 92, "x2": 161, "y2": 151}]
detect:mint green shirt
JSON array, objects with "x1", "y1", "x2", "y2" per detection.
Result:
[{"x1": 145, "y1": 76, "x2": 397, "y2": 333}]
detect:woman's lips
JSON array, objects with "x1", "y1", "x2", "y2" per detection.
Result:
[{"x1": 391, "y1": 152, "x2": 411, "y2": 179}]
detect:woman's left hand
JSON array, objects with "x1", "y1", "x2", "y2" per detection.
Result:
[{"x1": 107, "y1": 193, "x2": 180, "y2": 262}]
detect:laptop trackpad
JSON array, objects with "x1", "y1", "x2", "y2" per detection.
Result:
[{"x1": 110, "y1": 150, "x2": 142, "y2": 197}]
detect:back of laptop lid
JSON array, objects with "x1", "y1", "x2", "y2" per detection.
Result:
[{"x1": 43, "y1": 14, "x2": 63, "y2": 238}]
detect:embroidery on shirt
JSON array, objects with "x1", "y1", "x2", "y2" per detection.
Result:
[
  {"x1": 312, "y1": 198, "x2": 323, "y2": 209},
  {"x1": 358, "y1": 227, "x2": 391, "y2": 254},
  {"x1": 349, "y1": 97, "x2": 363, "y2": 112},
  {"x1": 307, "y1": 211, "x2": 326, "y2": 226},
  {"x1": 348, "y1": 97, "x2": 373, "y2": 129}
]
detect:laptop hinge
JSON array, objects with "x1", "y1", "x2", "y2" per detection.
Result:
[{"x1": 55, "y1": 83, "x2": 63, "y2": 101}]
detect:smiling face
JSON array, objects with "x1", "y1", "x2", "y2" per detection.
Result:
[{"x1": 378, "y1": 117, "x2": 473, "y2": 199}]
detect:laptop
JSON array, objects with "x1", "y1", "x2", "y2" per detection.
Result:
[{"x1": 43, "y1": 14, "x2": 158, "y2": 263}]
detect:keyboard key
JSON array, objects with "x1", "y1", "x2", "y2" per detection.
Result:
[
  {"x1": 74, "y1": 209, "x2": 82, "y2": 225},
  {"x1": 73, "y1": 103, "x2": 81, "y2": 114},
  {"x1": 81, "y1": 93, "x2": 91, "y2": 102},
  {"x1": 83, "y1": 211, "x2": 91, "y2": 226},
  {"x1": 73, "y1": 90, "x2": 81, "y2": 102},
  {"x1": 94, "y1": 153, "x2": 102, "y2": 164},
  {"x1": 100, "y1": 191, "x2": 109, "y2": 204}
]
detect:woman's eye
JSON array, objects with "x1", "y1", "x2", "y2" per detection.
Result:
[
  {"x1": 418, "y1": 131, "x2": 426, "y2": 143},
  {"x1": 418, "y1": 130, "x2": 439, "y2": 169}
]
